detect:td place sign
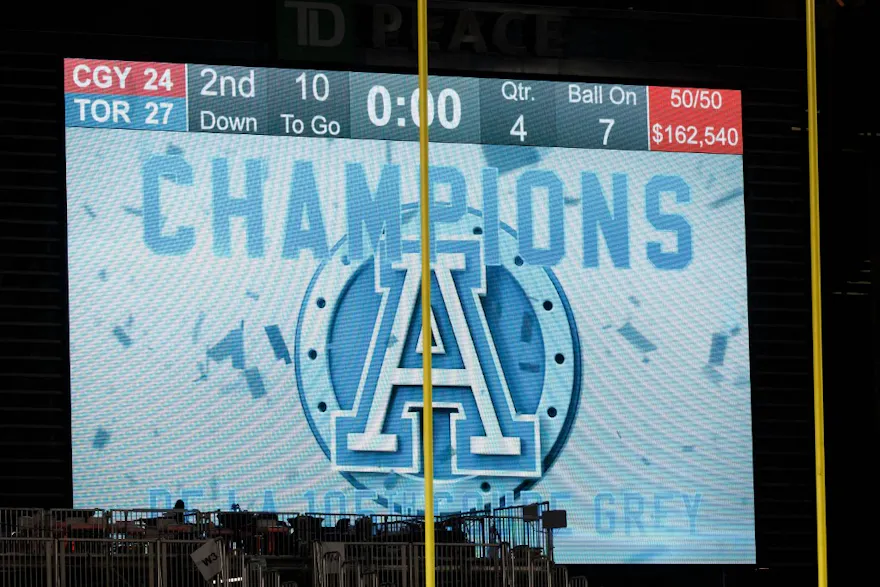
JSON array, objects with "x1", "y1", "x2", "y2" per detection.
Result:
[{"x1": 276, "y1": 0, "x2": 568, "y2": 63}]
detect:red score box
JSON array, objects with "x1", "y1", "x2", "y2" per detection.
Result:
[
  {"x1": 648, "y1": 86, "x2": 743, "y2": 155},
  {"x1": 64, "y1": 58, "x2": 186, "y2": 98}
]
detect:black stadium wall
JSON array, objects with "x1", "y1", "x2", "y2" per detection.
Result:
[{"x1": 2, "y1": 0, "x2": 874, "y2": 584}]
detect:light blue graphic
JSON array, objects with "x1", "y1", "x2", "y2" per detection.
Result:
[
  {"x1": 296, "y1": 208, "x2": 579, "y2": 499},
  {"x1": 329, "y1": 240, "x2": 544, "y2": 477},
  {"x1": 66, "y1": 129, "x2": 754, "y2": 564}
]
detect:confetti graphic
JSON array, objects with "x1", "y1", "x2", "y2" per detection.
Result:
[
  {"x1": 92, "y1": 428, "x2": 110, "y2": 450},
  {"x1": 617, "y1": 322, "x2": 658, "y2": 354},
  {"x1": 708, "y1": 332, "x2": 729, "y2": 366},
  {"x1": 264, "y1": 325, "x2": 291, "y2": 365},
  {"x1": 710, "y1": 187, "x2": 744, "y2": 209},
  {"x1": 112, "y1": 326, "x2": 132, "y2": 348}
]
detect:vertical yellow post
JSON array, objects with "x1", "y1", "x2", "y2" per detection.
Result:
[
  {"x1": 805, "y1": 1, "x2": 828, "y2": 586},
  {"x1": 416, "y1": 1, "x2": 435, "y2": 586}
]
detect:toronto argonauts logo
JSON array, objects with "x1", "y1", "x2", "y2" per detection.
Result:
[{"x1": 296, "y1": 204, "x2": 580, "y2": 502}]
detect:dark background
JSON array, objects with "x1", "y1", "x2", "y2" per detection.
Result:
[{"x1": 0, "y1": 1, "x2": 876, "y2": 585}]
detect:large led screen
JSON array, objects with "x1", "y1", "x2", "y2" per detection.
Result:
[{"x1": 64, "y1": 58, "x2": 755, "y2": 563}]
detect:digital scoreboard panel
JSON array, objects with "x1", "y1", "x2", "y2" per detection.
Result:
[{"x1": 64, "y1": 58, "x2": 754, "y2": 564}]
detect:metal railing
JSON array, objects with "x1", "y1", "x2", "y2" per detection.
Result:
[
  {"x1": 0, "y1": 537, "x2": 571, "y2": 587},
  {"x1": 492, "y1": 503, "x2": 550, "y2": 555},
  {"x1": 0, "y1": 537, "x2": 54, "y2": 586},
  {"x1": 0, "y1": 509, "x2": 47, "y2": 538},
  {"x1": 56, "y1": 537, "x2": 158, "y2": 587},
  {"x1": 0, "y1": 507, "x2": 571, "y2": 587},
  {"x1": 246, "y1": 558, "x2": 283, "y2": 587},
  {"x1": 312, "y1": 542, "x2": 563, "y2": 587},
  {"x1": 0, "y1": 537, "x2": 238, "y2": 587}
]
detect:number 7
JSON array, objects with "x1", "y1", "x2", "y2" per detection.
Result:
[
  {"x1": 599, "y1": 118, "x2": 615, "y2": 146},
  {"x1": 159, "y1": 103, "x2": 173, "y2": 124}
]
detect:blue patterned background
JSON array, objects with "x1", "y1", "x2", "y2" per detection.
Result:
[{"x1": 66, "y1": 128, "x2": 754, "y2": 563}]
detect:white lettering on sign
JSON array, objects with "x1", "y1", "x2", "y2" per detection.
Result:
[
  {"x1": 200, "y1": 111, "x2": 258, "y2": 133},
  {"x1": 199, "y1": 68, "x2": 256, "y2": 99},
  {"x1": 73, "y1": 98, "x2": 131, "y2": 124},
  {"x1": 72, "y1": 64, "x2": 133, "y2": 90}
]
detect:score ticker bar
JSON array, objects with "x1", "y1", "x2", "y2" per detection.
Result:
[{"x1": 63, "y1": 58, "x2": 743, "y2": 155}]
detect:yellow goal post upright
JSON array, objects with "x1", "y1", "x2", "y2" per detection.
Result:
[
  {"x1": 416, "y1": 1, "x2": 435, "y2": 586},
  {"x1": 805, "y1": 0, "x2": 828, "y2": 586},
  {"x1": 414, "y1": 4, "x2": 831, "y2": 587}
]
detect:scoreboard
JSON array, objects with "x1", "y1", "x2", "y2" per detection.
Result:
[
  {"x1": 64, "y1": 58, "x2": 742, "y2": 154},
  {"x1": 63, "y1": 56, "x2": 755, "y2": 565}
]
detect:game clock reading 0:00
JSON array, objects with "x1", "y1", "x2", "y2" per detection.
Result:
[{"x1": 366, "y1": 85, "x2": 463, "y2": 130}]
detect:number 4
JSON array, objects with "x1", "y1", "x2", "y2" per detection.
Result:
[
  {"x1": 599, "y1": 118, "x2": 615, "y2": 146},
  {"x1": 158, "y1": 69, "x2": 173, "y2": 91},
  {"x1": 510, "y1": 115, "x2": 527, "y2": 143}
]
